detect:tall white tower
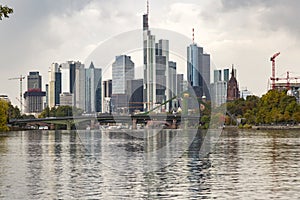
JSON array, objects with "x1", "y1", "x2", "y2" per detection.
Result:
[{"x1": 143, "y1": 0, "x2": 156, "y2": 111}]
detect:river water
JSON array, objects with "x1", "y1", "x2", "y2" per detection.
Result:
[{"x1": 0, "y1": 129, "x2": 299, "y2": 199}]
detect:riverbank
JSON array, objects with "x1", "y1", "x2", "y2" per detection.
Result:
[
  {"x1": 252, "y1": 125, "x2": 300, "y2": 130},
  {"x1": 224, "y1": 125, "x2": 300, "y2": 130}
]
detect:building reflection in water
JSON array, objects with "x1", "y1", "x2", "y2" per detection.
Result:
[
  {"x1": 78, "y1": 129, "x2": 213, "y2": 198},
  {"x1": 26, "y1": 131, "x2": 43, "y2": 198}
]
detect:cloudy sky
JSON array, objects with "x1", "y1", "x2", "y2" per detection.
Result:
[{"x1": 1, "y1": 0, "x2": 300, "y2": 106}]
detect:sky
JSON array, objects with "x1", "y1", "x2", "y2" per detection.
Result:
[{"x1": 1, "y1": 0, "x2": 300, "y2": 106}]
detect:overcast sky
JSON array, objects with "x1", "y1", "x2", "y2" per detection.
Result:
[{"x1": 1, "y1": 0, "x2": 300, "y2": 106}]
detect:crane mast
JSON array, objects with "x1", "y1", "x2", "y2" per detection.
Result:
[
  {"x1": 270, "y1": 52, "x2": 280, "y2": 90},
  {"x1": 8, "y1": 75, "x2": 25, "y2": 113}
]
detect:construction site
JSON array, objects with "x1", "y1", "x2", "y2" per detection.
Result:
[{"x1": 269, "y1": 52, "x2": 300, "y2": 103}]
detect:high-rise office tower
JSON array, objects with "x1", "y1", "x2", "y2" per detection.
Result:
[
  {"x1": 187, "y1": 43, "x2": 211, "y2": 100},
  {"x1": 111, "y1": 55, "x2": 134, "y2": 113},
  {"x1": 127, "y1": 79, "x2": 144, "y2": 113},
  {"x1": 143, "y1": 7, "x2": 157, "y2": 111},
  {"x1": 23, "y1": 71, "x2": 46, "y2": 114},
  {"x1": 75, "y1": 62, "x2": 85, "y2": 110},
  {"x1": 48, "y1": 63, "x2": 61, "y2": 108},
  {"x1": 45, "y1": 84, "x2": 49, "y2": 108},
  {"x1": 85, "y1": 62, "x2": 102, "y2": 113},
  {"x1": 168, "y1": 61, "x2": 177, "y2": 109},
  {"x1": 112, "y1": 55, "x2": 134, "y2": 94},
  {"x1": 223, "y1": 69, "x2": 230, "y2": 82},
  {"x1": 102, "y1": 80, "x2": 112, "y2": 113},
  {"x1": 214, "y1": 70, "x2": 222, "y2": 83},
  {"x1": 211, "y1": 69, "x2": 227, "y2": 107},
  {"x1": 60, "y1": 61, "x2": 85, "y2": 110},
  {"x1": 143, "y1": 3, "x2": 177, "y2": 112},
  {"x1": 176, "y1": 74, "x2": 184, "y2": 97}
]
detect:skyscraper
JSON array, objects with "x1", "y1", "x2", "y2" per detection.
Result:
[
  {"x1": 168, "y1": 61, "x2": 177, "y2": 109},
  {"x1": 187, "y1": 43, "x2": 211, "y2": 99},
  {"x1": 111, "y1": 55, "x2": 134, "y2": 113},
  {"x1": 112, "y1": 55, "x2": 134, "y2": 94},
  {"x1": 176, "y1": 74, "x2": 184, "y2": 97},
  {"x1": 23, "y1": 71, "x2": 46, "y2": 114},
  {"x1": 143, "y1": 8, "x2": 157, "y2": 111},
  {"x1": 75, "y1": 62, "x2": 85, "y2": 110},
  {"x1": 102, "y1": 80, "x2": 112, "y2": 113},
  {"x1": 127, "y1": 79, "x2": 144, "y2": 113},
  {"x1": 85, "y1": 62, "x2": 102, "y2": 113},
  {"x1": 143, "y1": 3, "x2": 178, "y2": 112},
  {"x1": 211, "y1": 70, "x2": 227, "y2": 107},
  {"x1": 214, "y1": 70, "x2": 222, "y2": 83},
  {"x1": 48, "y1": 63, "x2": 61, "y2": 108},
  {"x1": 59, "y1": 61, "x2": 85, "y2": 110},
  {"x1": 223, "y1": 69, "x2": 230, "y2": 82}
]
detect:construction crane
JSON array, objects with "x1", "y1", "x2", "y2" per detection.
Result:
[
  {"x1": 8, "y1": 75, "x2": 25, "y2": 113},
  {"x1": 15, "y1": 97, "x2": 27, "y2": 112},
  {"x1": 270, "y1": 52, "x2": 280, "y2": 90},
  {"x1": 275, "y1": 71, "x2": 300, "y2": 90}
]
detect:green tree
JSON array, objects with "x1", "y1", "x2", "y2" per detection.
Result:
[
  {"x1": 8, "y1": 103, "x2": 21, "y2": 120},
  {"x1": 0, "y1": 100, "x2": 9, "y2": 131},
  {"x1": 0, "y1": 5, "x2": 13, "y2": 20}
]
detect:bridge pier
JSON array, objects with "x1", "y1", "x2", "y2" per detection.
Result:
[
  {"x1": 132, "y1": 119, "x2": 137, "y2": 130},
  {"x1": 66, "y1": 120, "x2": 72, "y2": 131},
  {"x1": 50, "y1": 124, "x2": 55, "y2": 130},
  {"x1": 171, "y1": 119, "x2": 177, "y2": 129}
]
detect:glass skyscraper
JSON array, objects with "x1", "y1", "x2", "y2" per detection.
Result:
[
  {"x1": 48, "y1": 63, "x2": 61, "y2": 108},
  {"x1": 187, "y1": 43, "x2": 211, "y2": 99},
  {"x1": 85, "y1": 62, "x2": 102, "y2": 113},
  {"x1": 111, "y1": 55, "x2": 134, "y2": 113}
]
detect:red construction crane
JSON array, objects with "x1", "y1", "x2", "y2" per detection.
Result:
[
  {"x1": 8, "y1": 75, "x2": 25, "y2": 113},
  {"x1": 270, "y1": 52, "x2": 280, "y2": 90},
  {"x1": 275, "y1": 71, "x2": 300, "y2": 90}
]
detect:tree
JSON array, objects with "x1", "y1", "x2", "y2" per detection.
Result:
[
  {"x1": 8, "y1": 103, "x2": 21, "y2": 119},
  {"x1": 0, "y1": 100, "x2": 9, "y2": 131},
  {"x1": 0, "y1": 5, "x2": 13, "y2": 20}
]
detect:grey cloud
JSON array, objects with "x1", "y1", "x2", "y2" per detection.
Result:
[
  {"x1": 217, "y1": 0, "x2": 300, "y2": 39},
  {"x1": 220, "y1": 0, "x2": 276, "y2": 11}
]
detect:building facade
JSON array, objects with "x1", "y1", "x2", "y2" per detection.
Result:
[
  {"x1": 112, "y1": 55, "x2": 135, "y2": 94},
  {"x1": 85, "y1": 62, "x2": 102, "y2": 113},
  {"x1": 187, "y1": 43, "x2": 211, "y2": 100},
  {"x1": 48, "y1": 63, "x2": 61, "y2": 108},
  {"x1": 59, "y1": 61, "x2": 85, "y2": 110},
  {"x1": 23, "y1": 71, "x2": 46, "y2": 114},
  {"x1": 143, "y1": 11, "x2": 157, "y2": 111},
  {"x1": 227, "y1": 67, "x2": 240, "y2": 101},
  {"x1": 102, "y1": 80, "x2": 112, "y2": 113},
  {"x1": 127, "y1": 79, "x2": 144, "y2": 113},
  {"x1": 111, "y1": 55, "x2": 134, "y2": 113}
]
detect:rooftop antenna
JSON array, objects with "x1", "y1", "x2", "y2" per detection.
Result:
[
  {"x1": 147, "y1": 0, "x2": 149, "y2": 15},
  {"x1": 192, "y1": 28, "x2": 195, "y2": 44}
]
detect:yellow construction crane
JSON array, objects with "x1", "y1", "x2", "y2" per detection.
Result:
[{"x1": 8, "y1": 75, "x2": 25, "y2": 113}]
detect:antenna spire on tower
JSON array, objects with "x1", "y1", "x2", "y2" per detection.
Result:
[
  {"x1": 192, "y1": 28, "x2": 195, "y2": 44},
  {"x1": 147, "y1": 0, "x2": 149, "y2": 15}
]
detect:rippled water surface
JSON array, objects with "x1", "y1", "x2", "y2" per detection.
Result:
[{"x1": 0, "y1": 129, "x2": 299, "y2": 199}]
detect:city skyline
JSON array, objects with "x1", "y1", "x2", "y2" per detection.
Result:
[{"x1": 1, "y1": 0, "x2": 300, "y2": 106}]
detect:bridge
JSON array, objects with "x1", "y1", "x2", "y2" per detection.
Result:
[{"x1": 9, "y1": 114, "x2": 201, "y2": 130}]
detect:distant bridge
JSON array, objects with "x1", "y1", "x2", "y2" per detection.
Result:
[{"x1": 9, "y1": 114, "x2": 200, "y2": 130}]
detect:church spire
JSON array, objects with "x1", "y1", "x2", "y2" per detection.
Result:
[{"x1": 231, "y1": 64, "x2": 235, "y2": 78}]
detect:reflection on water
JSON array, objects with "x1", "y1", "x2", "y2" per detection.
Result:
[{"x1": 0, "y1": 129, "x2": 299, "y2": 199}]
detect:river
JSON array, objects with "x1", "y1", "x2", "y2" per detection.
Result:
[{"x1": 0, "y1": 129, "x2": 299, "y2": 199}]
